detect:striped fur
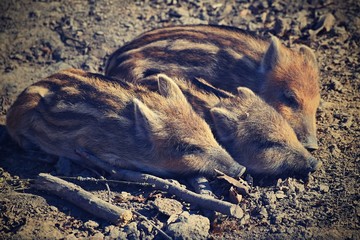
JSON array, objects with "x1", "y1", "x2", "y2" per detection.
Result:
[
  {"x1": 105, "y1": 25, "x2": 320, "y2": 150},
  {"x1": 6, "y1": 69, "x2": 245, "y2": 178},
  {"x1": 145, "y1": 74, "x2": 320, "y2": 178}
]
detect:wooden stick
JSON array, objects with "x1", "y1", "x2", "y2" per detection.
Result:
[
  {"x1": 33, "y1": 173, "x2": 133, "y2": 225},
  {"x1": 75, "y1": 149, "x2": 244, "y2": 219}
]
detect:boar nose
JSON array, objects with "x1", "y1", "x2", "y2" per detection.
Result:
[
  {"x1": 302, "y1": 137, "x2": 319, "y2": 152},
  {"x1": 234, "y1": 164, "x2": 246, "y2": 178},
  {"x1": 308, "y1": 156, "x2": 322, "y2": 173},
  {"x1": 223, "y1": 161, "x2": 246, "y2": 178}
]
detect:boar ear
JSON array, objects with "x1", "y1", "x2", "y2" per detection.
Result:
[
  {"x1": 261, "y1": 36, "x2": 282, "y2": 72},
  {"x1": 299, "y1": 45, "x2": 317, "y2": 65},
  {"x1": 236, "y1": 87, "x2": 256, "y2": 98},
  {"x1": 157, "y1": 74, "x2": 187, "y2": 103},
  {"x1": 210, "y1": 107, "x2": 237, "y2": 142},
  {"x1": 133, "y1": 98, "x2": 163, "y2": 140}
]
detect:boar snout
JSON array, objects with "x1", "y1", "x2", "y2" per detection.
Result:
[
  {"x1": 307, "y1": 156, "x2": 321, "y2": 173},
  {"x1": 208, "y1": 149, "x2": 246, "y2": 178},
  {"x1": 298, "y1": 115, "x2": 319, "y2": 151},
  {"x1": 302, "y1": 136, "x2": 319, "y2": 151},
  {"x1": 229, "y1": 163, "x2": 247, "y2": 178},
  {"x1": 296, "y1": 156, "x2": 321, "y2": 179},
  {"x1": 289, "y1": 156, "x2": 321, "y2": 181}
]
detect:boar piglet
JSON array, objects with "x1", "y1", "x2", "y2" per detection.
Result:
[
  {"x1": 105, "y1": 25, "x2": 320, "y2": 151},
  {"x1": 151, "y1": 74, "x2": 321, "y2": 179},
  {"x1": 6, "y1": 69, "x2": 245, "y2": 178}
]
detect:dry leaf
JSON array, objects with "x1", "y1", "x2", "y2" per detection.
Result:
[
  {"x1": 215, "y1": 169, "x2": 251, "y2": 195},
  {"x1": 229, "y1": 186, "x2": 242, "y2": 204}
]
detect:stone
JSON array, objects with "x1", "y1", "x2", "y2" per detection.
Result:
[
  {"x1": 168, "y1": 7, "x2": 189, "y2": 18},
  {"x1": 138, "y1": 220, "x2": 153, "y2": 235},
  {"x1": 275, "y1": 191, "x2": 287, "y2": 199},
  {"x1": 270, "y1": 212, "x2": 285, "y2": 224},
  {"x1": 84, "y1": 220, "x2": 99, "y2": 229},
  {"x1": 315, "y1": 13, "x2": 336, "y2": 32},
  {"x1": 105, "y1": 225, "x2": 127, "y2": 239},
  {"x1": 329, "y1": 79, "x2": 343, "y2": 92},
  {"x1": 153, "y1": 198, "x2": 183, "y2": 216},
  {"x1": 89, "y1": 232, "x2": 104, "y2": 239},
  {"x1": 52, "y1": 47, "x2": 64, "y2": 61},
  {"x1": 319, "y1": 184, "x2": 330, "y2": 193},
  {"x1": 273, "y1": 17, "x2": 291, "y2": 36},
  {"x1": 329, "y1": 144, "x2": 341, "y2": 157},
  {"x1": 262, "y1": 191, "x2": 276, "y2": 205},
  {"x1": 49, "y1": 206, "x2": 58, "y2": 212},
  {"x1": 340, "y1": 115, "x2": 353, "y2": 129},
  {"x1": 166, "y1": 211, "x2": 210, "y2": 240},
  {"x1": 240, "y1": 213, "x2": 250, "y2": 225},
  {"x1": 259, "y1": 206, "x2": 268, "y2": 219},
  {"x1": 125, "y1": 222, "x2": 140, "y2": 240}
]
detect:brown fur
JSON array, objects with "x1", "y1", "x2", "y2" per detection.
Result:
[
  {"x1": 6, "y1": 69, "x2": 245, "y2": 178},
  {"x1": 148, "y1": 74, "x2": 320, "y2": 177},
  {"x1": 105, "y1": 25, "x2": 320, "y2": 150}
]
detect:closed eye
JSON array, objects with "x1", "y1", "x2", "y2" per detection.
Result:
[
  {"x1": 282, "y1": 91, "x2": 299, "y2": 109},
  {"x1": 175, "y1": 144, "x2": 203, "y2": 155},
  {"x1": 254, "y1": 140, "x2": 283, "y2": 150}
]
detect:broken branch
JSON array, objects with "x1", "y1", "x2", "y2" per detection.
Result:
[{"x1": 33, "y1": 173, "x2": 133, "y2": 225}]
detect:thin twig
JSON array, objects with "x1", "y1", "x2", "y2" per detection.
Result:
[{"x1": 75, "y1": 148, "x2": 244, "y2": 219}]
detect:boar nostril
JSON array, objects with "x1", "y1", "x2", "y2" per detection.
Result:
[
  {"x1": 303, "y1": 139, "x2": 319, "y2": 152},
  {"x1": 306, "y1": 144, "x2": 319, "y2": 152},
  {"x1": 308, "y1": 157, "x2": 321, "y2": 172}
]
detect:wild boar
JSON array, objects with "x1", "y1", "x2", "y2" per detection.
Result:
[
  {"x1": 105, "y1": 25, "x2": 320, "y2": 151},
  {"x1": 6, "y1": 69, "x2": 245, "y2": 178},
  {"x1": 143, "y1": 74, "x2": 321, "y2": 179}
]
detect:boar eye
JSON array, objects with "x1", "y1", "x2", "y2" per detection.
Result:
[
  {"x1": 175, "y1": 144, "x2": 203, "y2": 154},
  {"x1": 255, "y1": 140, "x2": 283, "y2": 150},
  {"x1": 282, "y1": 91, "x2": 299, "y2": 109}
]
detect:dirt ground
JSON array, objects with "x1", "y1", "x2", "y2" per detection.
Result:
[{"x1": 0, "y1": 0, "x2": 359, "y2": 239}]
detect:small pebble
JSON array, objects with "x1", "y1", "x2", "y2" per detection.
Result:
[
  {"x1": 49, "y1": 206, "x2": 58, "y2": 212},
  {"x1": 275, "y1": 191, "x2": 287, "y2": 199},
  {"x1": 84, "y1": 220, "x2": 99, "y2": 229},
  {"x1": 153, "y1": 197, "x2": 183, "y2": 216},
  {"x1": 89, "y1": 232, "x2": 104, "y2": 240},
  {"x1": 329, "y1": 79, "x2": 343, "y2": 92},
  {"x1": 319, "y1": 184, "x2": 330, "y2": 193}
]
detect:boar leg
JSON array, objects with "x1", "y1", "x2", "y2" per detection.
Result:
[{"x1": 188, "y1": 176, "x2": 216, "y2": 220}]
